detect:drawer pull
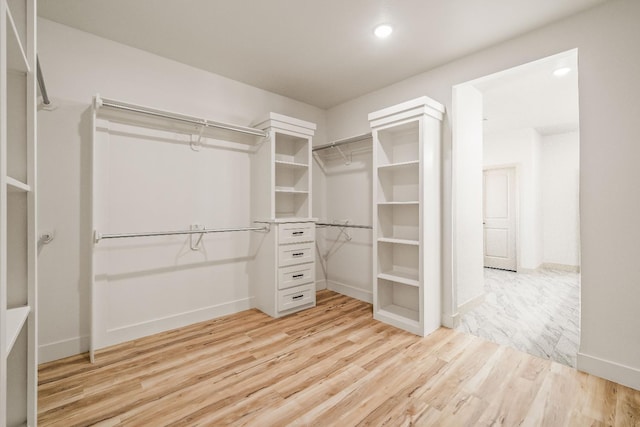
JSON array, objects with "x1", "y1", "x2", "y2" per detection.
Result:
[
  {"x1": 292, "y1": 231, "x2": 304, "y2": 235},
  {"x1": 292, "y1": 294, "x2": 304, "y2": 300},
  {"x1": 292, "y1": 274, "x2": 304, "y2": 279},
  {"x1": 292, "y1": 252, "x2": 304, "y2": 257}
]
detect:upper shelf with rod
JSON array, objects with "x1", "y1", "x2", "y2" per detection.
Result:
[
  {"x1": 312, "y1": 132, "x2": 372, "y2": 170},
  {"x1": 93, "y1": 95, "x2": 269, "y2": 142}
]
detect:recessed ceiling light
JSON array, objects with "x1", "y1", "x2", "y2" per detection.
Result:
[
  {"x1": 553, "y1": 67, "x2": 571, "y2": 77},
  {"x1": 374, "y1": 24, "x2": 393, "y2": 39}
]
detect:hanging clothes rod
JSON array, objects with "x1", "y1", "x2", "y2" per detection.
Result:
[
  {"x1": 94, "y1": 224, "x2": 269, "y2": 243},
  {"x1": 94, "y1": 95, "x2": 269, "y2": 138},
  {"x1": 316, "y1": 222, "x2": 372, "y2": 230},
  {"x1": 312, "y1": 132, "x2": 372, "y2": 152},
  {"x1": 36, "y1": 55, "x2": 51, "y2": 106}
]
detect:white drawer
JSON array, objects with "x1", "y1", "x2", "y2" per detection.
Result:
[
  {"x1": 278, "y1": 242, "x2": 315, "y2": 267},
  {"x1": 278, "y1": 263, "x2": 315, "y2": 290},
  {"x1": 278, "y1": 283, "x2": 315, "y2": 312},
  {"x1": 278, "y1": 222, "x2": 315, "y2": 245}
]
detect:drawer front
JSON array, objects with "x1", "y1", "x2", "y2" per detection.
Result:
[
  {"x1": 278, "y1": 222, "x2": 315, "y2": 245},
  {"x1": 278, "y1": 263, "x2": 315, "y2": 290},
  {"x1": 278, "y1": 283, "x2": 315, "y2": 312},
  {"x1": 278, "y1": 242, "x2": 315, "y2": 267}
]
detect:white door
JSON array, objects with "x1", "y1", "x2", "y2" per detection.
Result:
[{"x1": 483, "y1": 167, "x2": 517, "y2": 271}]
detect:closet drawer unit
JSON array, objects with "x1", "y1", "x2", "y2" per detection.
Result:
[
  {"x1": 278, "y1": 222, "x2": 315, "y2": 245},
  {"x1": 278, "y1": 263, "x2": 315, "y2": 290},
  {"x1": 278, "y1": 242, "x2": 315, "y2": 267},
  {"x1": 278, "y1": 283, "x2": 316, "y2": 312}
]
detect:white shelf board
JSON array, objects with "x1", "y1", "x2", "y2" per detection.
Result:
[
  {"x1": 6, "y1": 176, "x2": 31, "y2": 192},
  {"x1": 377, "y1": 201, "x2": 419, "y2": 206},
  {"x1": 377, "y1": 160, "x2": 420, "y2": 170},
  {"x1": 6, "y1": 7, "x2": 30, "y2": 73},
  {"x1": 378, "y1": 270, "x2": 419, "y2": 287},
  {"x1": 275, "y1": 187, "x2": 309, "y2": 194},
  {"x1": 5, "y1": 306, "x2": 30, "y2": 352},
  {"x1": 377, "y1": 304, "x2": 420, "y2": 323},
  {"x1": 275, "y1": 160, "x2": 308, "y2": 169},
  {"x1": 377, "y1": 237, "x2": 419, "y2": 246}
]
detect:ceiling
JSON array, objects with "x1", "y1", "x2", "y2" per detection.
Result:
[
  {"x1": 38, "y1": 0, "x2": 608, "y2": 109},
  {"x1": 475, "y1": 51, "x2": 579, "y2": 135}
]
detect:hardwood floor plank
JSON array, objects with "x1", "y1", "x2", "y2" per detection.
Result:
[{"x1": 38, "y1": 290, "x2": 640, "y2": 426}]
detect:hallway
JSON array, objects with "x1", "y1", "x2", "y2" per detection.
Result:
[{"x1": 456, "y1": 268, "x2": 580, "y2": 367}]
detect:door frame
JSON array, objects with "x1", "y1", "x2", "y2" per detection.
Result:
[{"x1": 483, "y1": 163, "x2": 520, "y2": 272}]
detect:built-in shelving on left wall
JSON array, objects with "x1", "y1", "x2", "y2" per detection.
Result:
[{"x1": 1, "y1": 0, "x2": 38, "y2": 425}]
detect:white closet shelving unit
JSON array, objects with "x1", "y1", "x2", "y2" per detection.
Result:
[
  {"x1": 1, "y1": 0, "x2": 37, "y2": 425},
  {"x1": 369, "y1": 97, "x2": 444, "y2": 336},
  {"x1": 251, "y1": 113, "x2": 317, "y2": 318}
]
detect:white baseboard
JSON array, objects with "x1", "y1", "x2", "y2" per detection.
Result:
[
  {"x1": 441, "y1": 313, "x2": 458, "y2": 329},
  {"x1": 39, "y1": 335, "x2": 90, "y2": 364},
  {"x1": 95, "y1": 297, "x2": 254, "y2": 352},
  {"x1": 315, "y1": 280, "x2": 327, "y2": 291},
  {"x1": 327, "y1": 280, "x2": 372, "y2": 303},
  {"x1": 541, "y1": 262, "x2": 580, "y2": 273},
  {"x1": 577, "y1": 352, "x2": 640, "y2": 391},
  {"x1": 457, "y1": 292, "x2": 486, "y2": 316}
]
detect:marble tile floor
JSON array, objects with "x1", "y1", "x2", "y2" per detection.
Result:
[{"x1": 455, "y1": 267, "x2": 580, "y2": 367}]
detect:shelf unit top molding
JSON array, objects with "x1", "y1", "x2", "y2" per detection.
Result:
[
  {"x1": 368, "y1": 96, "x2": 445, "y2": 128},
  {"x1": 254, "y1": 112, "x2": 316, "y2": 136}
]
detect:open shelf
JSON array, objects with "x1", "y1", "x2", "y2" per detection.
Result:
[
  {"x1": 376, "y1": 120, "x2": 419, "y2": 166},
  {"x1": 5, "y1": 306, "x2": 30, "y2": 352},
  {"x1": 275, "y1": 163, "x2": 308, "y2": 192},
  {"x1": 377, "y1": 279, "x2": 420, "y2": 322},
  {"x1": 275, "y1": 160, "x2": 307, "y2": 169},
  {"x1": 275, "y1": 133, "x2": 309, "y2": 164},
  {"x1": 7, "y1": 176, "x2": 30, "y2": 192},
  {"x1": 377, "y1": 163, "x2": 419, "y2": 203},
  {"x1": 6, "y1": 5, "x2": 30, "y2": 73},
  {"x1": 275, "y1": 191, "x2": 309, "y2": 219},
  {"x1": 378, "y1": 241, "x2": 418, "y2": 283},
  {"x1": 377, "y1": 237, "x2": 419, "y2": 246},
  {"x1": 377, "y1": 159, "x2": 420, "y2": 171},
  {"x1": 7, "y1": 71, "x2": 28, "y2": 183},
  {"x1": 377, "y1": 203, "x2": 419, "y2": 241},
  {"x1": 378, "y1": 270, "x2": 419, "y2": 287}
]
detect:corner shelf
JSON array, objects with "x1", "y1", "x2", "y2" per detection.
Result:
[{"x1": 5, "y1": 306, "x2": 30, "y2": 352}]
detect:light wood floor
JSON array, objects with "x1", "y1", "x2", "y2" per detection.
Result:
[{"x1": 39, "y1": 291, "x2": 640, "y2": 426}]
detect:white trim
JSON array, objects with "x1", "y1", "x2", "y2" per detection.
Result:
[
  {"x1": 315, "y1": 280, "x2": 328, "y2": 291},
  {"x1": 94, "y1": 297, "x2": 253, "y2": 353},
  {"x1": 39, "y1": 335, "x2": 90, "y2": 364},
  {"x1": 441, "y1": 313, "x2": 458, "y2": 329},
  {"x1": 327, "y1": 280, "x2": 373, "y2": 303},
  {"x1": 577, "y1": 352, "x2": 640, "y2": 391},
  {"x1": 457, "y1": 292, "x2": 486, "y2": 316},
  {"x1": 541, "y1": 262, "x2": 580, "y2": 273}
]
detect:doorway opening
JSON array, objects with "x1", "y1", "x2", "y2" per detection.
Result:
[{"x1": 451, "y1": 49, "x2": 581, "y2": 367}]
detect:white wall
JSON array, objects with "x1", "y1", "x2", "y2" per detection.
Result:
[
  {"x1": 325, "y1": 0, "x2": 640, "y2": 389},
  {"x1": 541, "y1": 131, "x2": 580, "y2": 267},
  {"x1": 317, "y1": 143, "x2": 373, "y2": 302},
  {"x1": 484, "y1": 128, "x2": 543, "y2": 270},
  {"x1": 37, "y1": 18, "x2": 327, "y2": 362},
  {"x1": 452, "y1": 85, "x2": 485, "y2": 309}
]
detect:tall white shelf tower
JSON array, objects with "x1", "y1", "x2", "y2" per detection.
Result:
[
  {"x1": 369, "y1": 97, "x2": 444, "y2": 336},
  {"x1": 0, "y1": 0, "x2": 37, "y2": 425}
]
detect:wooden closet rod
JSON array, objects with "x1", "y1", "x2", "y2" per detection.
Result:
[
  {"x1": 94, "y1": 224, "x2": 269, "y2": 243},
  {"x1": 94, "y1": 95, "x2": 269, "y2": 138}
]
